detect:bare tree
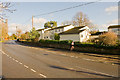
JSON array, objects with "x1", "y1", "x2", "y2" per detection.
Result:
[
  {"x1": 62, "y1": 20, "x2": 72, "y2": 26},
  {"x1": 72, "y1": 12, "x2": 93, "y2": 28},
  {"x1": 17, "y1": 29, "x2": 22, "y2": 38},
  {"x1": 0, "y1": 2, "x2": 16, "y2": 19}
]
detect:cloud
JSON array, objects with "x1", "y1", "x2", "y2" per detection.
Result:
[
  {"x1": 107, "y1": 19, "x2": 119, "y2": 25},
  {"x1": 105, "y1": 6, "x2": 118, "y2": 15},
  {"x1": 97, "y1": 19, "x2": 119, "y2": 31},
  {"x1": 8, "y1": 18, "x2": 47, "y2": 35},
  {"x1": 32, "y1": 17, "x2": 47, "y2": 29},
  {"x1": 96, "y1": 24, "x2": 109, "y2": 31},
  {"x1": 33, "y1": 18, "x2": 47, "y2": 24},
  {"x1": 8, "y1": 23, "x2": 31, "y2": 34}
]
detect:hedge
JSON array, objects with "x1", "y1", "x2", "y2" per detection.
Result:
[
  {"x1": 18, "y1": 39, "x2": 120, "y2": 55},
  {"x1": 74, "y1": 42, "x2": 120, "y2": 49},
  {"x1": 39, "y1": 39, "x2": 72, "y2": 44}
]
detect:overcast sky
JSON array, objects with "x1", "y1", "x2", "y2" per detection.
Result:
[{"x1": 5, "y1": 1, "x2": 118, "y2": 35}]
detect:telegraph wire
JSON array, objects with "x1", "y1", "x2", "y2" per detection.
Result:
[
  {"x1": 22, "y1": 0, "x2": 102, "y2": 24},
  {"x1": 34, "y1": 0, "x2": 102, "y2": 17}
]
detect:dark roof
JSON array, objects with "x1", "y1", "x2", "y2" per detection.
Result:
[
  {"x1": 59, "y1": 26, "x2": 86, "y2": 35},
  {"x1": 36, "y1": 29, "x2": 44, "y2": 31},
  {"x1": 108, "y1": 25, "x2": 120, "y2": 29},
  {"x1": 47, "y1": 25, "x2": 71, "y2": 31},
  {"x1": 91, "y1": 32, "x2": 107, "y2": 36},
  {"x1": 55, "y1": 25, "x2": 71, "y2": 29},
  {"x1": 36, "y1": 25, "x2": 71, "y2": 31}
]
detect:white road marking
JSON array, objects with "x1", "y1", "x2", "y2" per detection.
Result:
[
  {"x1": 19, "y1": 62, "x2": 23, "y2": 65},
  {"x1": 6, "y1": 54, "x2": 9, "y2": 57},
  {"x1": 9, "y1": 56, "x2": 12, "y2": 58},
  {"x1": 2, "y1": 52, "x2": 5, "y2": 54},
  {"x1": 15, "y1": 60, "x2": 19, "y2": 63},
  {"x1": 12, "y1": 58, "x2": 15, "y2": 61},
  {"x1": 30, "y1": 69, "x2": 36, "y2": 73},
  {"x1": 76, "y1": 66, "x2": 115, "y2": 77},
  {"x1": 39, "y1": 74, "x2": 47, "y2": 78},
  {"x1": 24, "y1": 65, "x2": 29, "y2": 68},
  {"x1": 0, "y1": 50, "x2": 47, "y2": 78}
]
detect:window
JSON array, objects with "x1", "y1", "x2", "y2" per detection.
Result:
[
  {"x1": 55, "y1": 29, "x2": 57, "y2": 32},
  {"x1": 118, "y1": 28, "x2": 120, "y2": 31},
  {"x1": 59, "y1": 29, "x2": 60, "y2": 32},
  {"x1": 81, "y1": 34, "x2": 83, "y2": 38}
]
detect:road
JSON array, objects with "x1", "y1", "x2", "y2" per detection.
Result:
[{"x1": 0, "y1": 40, "x2": 118, "y2": 78}]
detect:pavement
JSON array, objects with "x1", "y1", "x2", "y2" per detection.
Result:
[{"x1": 0, "y1": 40, "x2": 119, "y2": 78}]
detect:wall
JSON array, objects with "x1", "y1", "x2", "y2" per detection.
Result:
[
  {"x1": 60, "y1": 34, "x2": 80, "y2": 42},
  {"x1": 80, "y1": 30, "x2": 90, "y2": 42},
  {"x1": 38, "y1": 30, "x2": 44, "y2": 40}
]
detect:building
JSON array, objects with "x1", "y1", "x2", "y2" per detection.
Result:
[
  {"x1": 37, "y1": 25, "x2": 74, "y2": 40},
  {"x1": 0, "y1": 19, "x2": 8, "y2": 40},
  {"x1": 108, "y1": 25, "x2": 120, "y2": 40},
  {"x1": 59, "y1": 26, "x2": 90, "y2": 42},
  {"x1": 90, "y1": 31, "x2": 107, "y2": 40}
]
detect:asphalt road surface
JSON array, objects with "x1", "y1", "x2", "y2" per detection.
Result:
[{"x1": 1, "y1": 40, "x2": 118, "y2": 78}]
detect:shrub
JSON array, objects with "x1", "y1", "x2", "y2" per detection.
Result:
[
  {"x1": 29, "y1": 27, "x2": 40, "y2": 42},
  {"x1": 98, "y1": 32, "x2": 118, "y2": 46},
  {"x1": 39, "y1": 39, "x2": 72, "y2": 44},
  {"x1": 54, "y1": 33, "x2": 60, "y2": 40}
]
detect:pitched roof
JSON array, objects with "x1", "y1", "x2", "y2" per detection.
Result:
[
  {"x1": 91, "y1": 32, "x2": 107, "y2": 36},
  {"x1": 36, "y1": 25, "x2": 71, "y2": 31},
  {"x1": 108, "y1": 25, "x2": 120, "y2": 29},
  {"x1": 50, "y1": 25, "x2": 71, "y2": 30},
  {"x1": 36, "y1": 29, "x2": 44, "y2": 31},
  {"x1": 54, "y1": 25, "x2": 71, "y2": 29},
  {"x1": 59, "y1": 26, "x2": 86, "y2": 35}
]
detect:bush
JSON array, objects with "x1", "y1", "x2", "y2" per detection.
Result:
[
  {"x1": 19, "y1": 39, "x2": 120, "y2": 55},
  {"x1": 74, "y1": 42, "x2": 119, "y2": 49},
  {"x1": 17, "y1": 39, "x2": 19, "y2": 41},
  {"x1": 54, "y1": 33, "x2": 60, "y2": 40},
  {"x1": 98, "y1": 32, "x2": 118, "y2": 46},
  {"x1": 29, "y1": 27, "x2": 40, "y2": 42}
]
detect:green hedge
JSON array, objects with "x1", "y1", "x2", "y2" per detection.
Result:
[
  {"x1": 18, "y1": 39, "x2": 120, "y2": 55},
  {"x1": 74, "y1": 42, "x2": 120, "y2": 49},
  {"x1": 39, "y1": 39, "x2": 72, "y2": 44}
]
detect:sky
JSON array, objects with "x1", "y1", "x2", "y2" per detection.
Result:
[{"x1": 5, "y1": 1, "x2": 118, "y2": 35}]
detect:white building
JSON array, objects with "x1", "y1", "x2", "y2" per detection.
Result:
[
  {"x1": 108, "y1": 25, "x2": 120, "y2": 40},
  {"x1": 59, "y1": 26, "x2": 91, "y2": 42},
  {"x1": 37, "y1": 25, "x2": 74, "y2": 40}
]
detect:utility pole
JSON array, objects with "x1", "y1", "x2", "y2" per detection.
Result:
[
  {"x1": 32, "y1": 15, "x2": 34, "y2": 29},
  {"x1": 16, "y1": 26, "x2": 17, "y2": 39}
]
